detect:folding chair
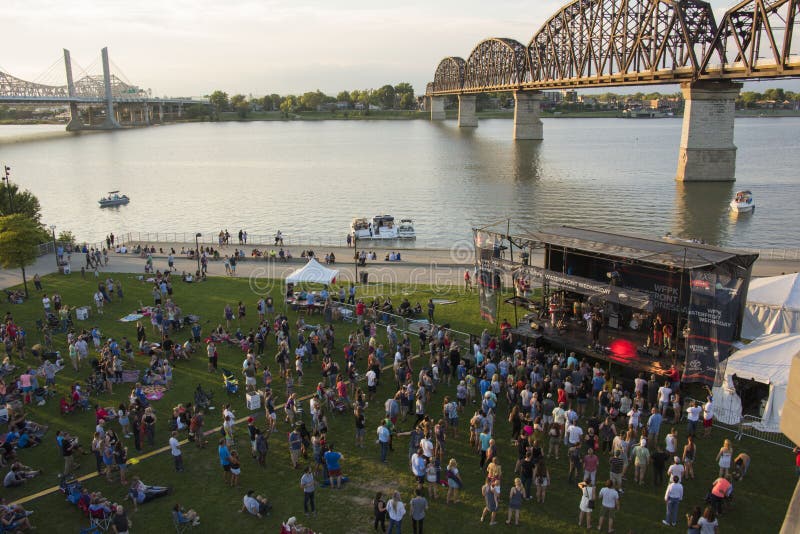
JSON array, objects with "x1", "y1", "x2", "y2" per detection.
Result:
[
  {"x1": 172, "y1": 510, "x2": 195, "y2": 533},
  {"x1": 89, "y1": 509, "x2": 113, "y2": 532}
]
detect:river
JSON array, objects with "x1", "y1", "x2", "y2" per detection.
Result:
[{"x1": 0, "y1": 117, "x2": 797, "y2": 249}]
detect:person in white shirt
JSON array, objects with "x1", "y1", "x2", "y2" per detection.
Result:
[
  {"x1": 386, "y1": 491, "x2": 406, "y2": 532},
  {"x1": 703, "y1": 390, "x2": 714, "y2": 437},
  {"x1": 665, "y1": 428, "x2": 678, "y2": 455},
  {"x1": 657, "y1": 382, "x2": 672, "y2": 415},
  {"x1": 240, "y1": 490, "x2": 270, "y2": 518},
  {"x1": 366, "y1": 369, "x2": 377, "y2": 401},
  {"x1": 627, "y1": 406, "x2": 641, "y2": 430},
  {"x1": 667, "y1": 456, "x2": 685, "y2": 483},
  {"x1": 663, "y1": 475, "x2": 684, "y2": 526},
  {"x1": 169, "y1": 431, "x2": 183, "y2": 472},
  {"x1": 566, "y1": 423, "x2": 584, "y2": 447},
  {"x1": 597, "y1": 479, "x2": 620, "y2": 533},
  {"x1": 686, "y1": 401, "x2": 703, "y2": 436}
]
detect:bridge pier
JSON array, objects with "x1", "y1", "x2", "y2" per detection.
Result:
[
  {"x1": 513, "y1": 91, "x2": 543, "y2": 140},
  {"x1": 676, "y1": 81, "x2": 742, "y2": 182},
  {"x1": 458, "y1": 95, "x2": 477, "y2": 127},
  {"x1": 430, "y1": 96, "x2": 445, "y2": 120}
]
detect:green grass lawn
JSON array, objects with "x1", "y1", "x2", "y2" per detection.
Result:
[{"x1": 1, "y1": 272, "x2": 795, "y2": 533}]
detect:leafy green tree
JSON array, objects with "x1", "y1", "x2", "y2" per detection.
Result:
[
  {"x1": 336, "y1": 91, "x2": 352, "y2": 105},
  {"x1": 374, "y1": 85, "x2": 396, "y2": 109},
  {"x1": 57, "y1": 230, "x2": 77, "y2": 247},
  {"x1": 399, "y1": 93, "x2": 416, "y2": 110},
  {"x1": 0, "y1": 182, "x2": 44, "y2": 223},
  {"x1": 184, "y1": 103, "x2": 211, "y2": 120},
  {"x1": 280, "y1": 95, "x2": 297, "y2": 117},
  {"x1": 230, "y1": 94, "x2": 249, "y2": 118},
  {"x1": 208, "y1": 90, "x2": 229, "y2": 118},
  {"x1": 358, "y1": 90, "x2": 371, "y2": 112},
  {"x1": 0, "y1": 214, "x2": 41, "y2": 297},
  {"x1": 299, "y1": 90, "x2": 327, "y2": 111}
]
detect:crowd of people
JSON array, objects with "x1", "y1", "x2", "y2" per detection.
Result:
[{"x1": 0, "y1": 253, "x2": 791, "y2": 534}]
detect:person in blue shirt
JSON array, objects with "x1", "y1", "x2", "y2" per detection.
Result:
[
  {"x1": 219, "y1": 439, "x2": 232, "y2": 485},
  {"x1": 485, "y1": 361, "x2": 497, "y2": 379},
  {"x1": 479, "y1": 377, "x2": 491, "y2": 399},
  {"x1": 323, "y1": 445, "x2": 344, "y2": 488}
]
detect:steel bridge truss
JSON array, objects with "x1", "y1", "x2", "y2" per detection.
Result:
[
  {"x1": 0, "y1": 71, "x2": 148, "y2": 103},
  {"x1": 427, "y1": 0, "x2": 800, "y2": 95},
  {"x1": 701, "y1": 0, "x2": 800, "y2": 78}
]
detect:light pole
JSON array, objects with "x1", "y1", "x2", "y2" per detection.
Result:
[
  {"x1": 2, "y1": 165, "x2": 13, "y2": 214},
  {"x1": 195, "y1": 233, "x2": 202, "y2": 273},
  {"x1": 49, "y1": 225, "x2": 59, "y2": 270},
  {"x1": 353, "y1": 232, "x2": 358, "y2": 283}
]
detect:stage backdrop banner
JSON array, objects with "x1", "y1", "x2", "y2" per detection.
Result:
[
  {"x1": 478, "y1": 268, "x2": 501, "y2": 324},
  {"x1": 683, "y1": 268, "x2": 747, "y2": 385}
]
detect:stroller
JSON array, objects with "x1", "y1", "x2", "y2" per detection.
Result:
[
  {"x1": 221, "y1": 369, "x2": 239, "y2": 395},
  {"x1": 194, "y1": 384, "x2": 214, "y2": 411}
]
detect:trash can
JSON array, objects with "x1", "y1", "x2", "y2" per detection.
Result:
[{"x1": 360, "y1": 271, "x2": 368, "y2": 284}]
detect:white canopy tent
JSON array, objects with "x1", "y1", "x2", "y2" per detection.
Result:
[
  {"x1": 712, "y1": 333, "x2": 800, "y2": 431},
  {"x1": 285, "y1": 258, "x2": 339, "y2": 286},
  {"x1": 742, "y1": 273, "x2": 800, "y2": 340}
]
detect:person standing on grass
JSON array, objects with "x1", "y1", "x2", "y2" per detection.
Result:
[
  {"x1": 169, "y1": 431, "x2": 183, "y2": 472},
  {"x1": 663, "y1": 474, "x2": 684, "y2": 526},
  {"x1": 219, "y1": 438, "x2": 232, "y2": 485},
  {"x1": 377, "y1": 420, "x2": 391, "y2": 463},
  {"x1": 300, "y1": 466, "x2": 316, "y2": 516},
  {"x1": 387, "y1": 491, "x2": 406, "y2": 534},
  {"x1": 631, "y1": 438, "x2": 650, "y2": 485},
  {"x1": 373, "y1": 492, "x2": 388, "y2": 533},
  {"x1": 289, "y1": 427, "x2": 303, "y2": 469},
  {"x1": 409, "y1": 487, "x2": 428, "y2": 534},
  {"x1": 596, "y1": 479, "x2": 620, "y2": 534},
  {"x1": 324, "y1": 445, "x2": 343, "y2": 489},
  {"x1": 480, "y1": 479, "x2": 500, "y2": 525},
  {"x1": 578, "y1": 478, "x2": 595, "y2": 530},
  {"x1": 506, "y1": 477, "x2": 525, "y2": 526}
]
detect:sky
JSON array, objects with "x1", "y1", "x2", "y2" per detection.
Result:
[{"x1": 2, "y1": 0, "x2": 796, "y2": 98}]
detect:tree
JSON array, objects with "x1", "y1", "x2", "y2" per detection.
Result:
[
  {"x1": 373, "y1": 85, "x2": 396, "y2": 109},
  {"x1": 336, "y1": 91, "x2": 352, "y2": 105},
  {"x1": 0, "y1": 214, "x2": 41, "y2": 297},
  {"x1": 280, "y1": 95, "x2": 298, "y2": 117},
  {"x1": 230, "y1": 94, "x2": 249, "y2": 118},
  {"x1": 0, "y1": 182, "x2": 44, "y2": 223},
  {"x1": 208, "y1": 90, "x2": 229, "y2": 118},
  {"x1": 184, "y1": 103, "x2": 211, "y2": 120},
  {"x1": 299, "y1": 90, "x2": 327, "y2": 111},
  {"x1": 399, "y1": 93, "x2": 416, "y2": 110}
]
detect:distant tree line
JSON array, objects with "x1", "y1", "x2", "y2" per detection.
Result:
[{"x1": 202, "y1": 83, "x2": 418, "y2": 119}]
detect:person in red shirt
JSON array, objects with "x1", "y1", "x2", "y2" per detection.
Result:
[
  {"x1": 709, "y1": 475, "x2": 732, "y2": 515},
  {"x1": 355, "y1": 300, "x2": 365, "y2": 324},
  {"x1": 557, "y1": 386, "x2": 568, "y2": 406},
  {"x1": 668, "y1": 365, "x2": 681, "y2": 392}
]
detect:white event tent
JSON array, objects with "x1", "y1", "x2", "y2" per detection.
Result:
[
  {"x1": 742, "y1": 272, "x2": 800, "y2": 340},
  {"x1": 285, "y1": 258, "x2": 339, "y2": 286},
  {"x1": 712, "y1": 333, "x2": 800, "y2": 431}
]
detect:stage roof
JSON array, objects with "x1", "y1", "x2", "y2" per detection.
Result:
[{"x1": 529, "y1": 226, "x2": 756, "y2": 270}]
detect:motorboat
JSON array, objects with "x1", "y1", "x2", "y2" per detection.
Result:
[
  {"x1": 397, "y1": 219, "x2": 416, "y2": 239},
  {"x1": 98, "y1": 191, "x2": 130, "y2": 207},
  {"x1": 351, "y1": 215, "x2": 402, "y2": 240},
  {"x1": 730, "y1": 190, "x2": 755, "y2": 213}
]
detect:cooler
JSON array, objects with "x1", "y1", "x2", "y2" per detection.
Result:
[
  {"x1": 76, "y1": 306, "x2": 89, "y2": 320},
  {"x1": 246, "y1": 392, "x2": 261, "y2": 410}
]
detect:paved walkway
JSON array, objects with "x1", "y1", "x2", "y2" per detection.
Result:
[{"x1": 2, "y1": 243, "x2": 798, "y2": 291}]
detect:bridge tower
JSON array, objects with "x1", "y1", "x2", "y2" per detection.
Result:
[
  {"x1": 676, "y1": 81, "x2": 742, "y2": 182},
  {"x1": 513, "y1": 91, "x2": 543, "y2": 140},
  {"x1": 99, "y1": 47, "x2": 121, "y2": 130},
  {"x1": 63, "y1": 49, "x2": 83, "y2": 132}
]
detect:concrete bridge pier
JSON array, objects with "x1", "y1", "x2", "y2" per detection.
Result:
[
  {"x1": 430, "y1": 96, "x2": 445, "y2": 120},
  {"x1": 158, "y1": 104, "x2": 164, "y2": 123},
  {"x1": 513, "y1": 91, "x2": 544, "y2": 140},
  {"x1": 458, "y1": 95, "x2": 477, "y2": 127},
  {"x1": 676, "y1": 81, "x2": 742, "y2": 182}
]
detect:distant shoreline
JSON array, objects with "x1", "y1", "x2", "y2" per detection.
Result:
[{"x1": 0, "y1": 109, "x2": 797, "y2": 140}]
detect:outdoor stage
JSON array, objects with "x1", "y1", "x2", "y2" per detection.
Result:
[{"x1": 511, "y1": 317, "x2": 682, "y2": 377}]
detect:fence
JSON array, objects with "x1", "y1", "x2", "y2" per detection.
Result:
[
  {"x1": 738, "y1": 247, "x2": 800, "y2": 261},
  {"x1": 36, "y1": 239, "x2": 108, "y2": 258},
  {"x1": 103, "y1": 231, "x2": 448, "y2": 250},
  {"x1": 332, "y1": 301, "x2": 473, "y2": 357},
  {"x1": 686, "y1": 396, "x2": 796, "y2": 449}
]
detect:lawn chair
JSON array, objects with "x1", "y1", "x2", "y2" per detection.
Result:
[
  {"x1": 89, "y1": 508, "x2": 113, "y2": 531},
  {"x1": 171, "y1": 510, "x2": 196, "y2": 533}
]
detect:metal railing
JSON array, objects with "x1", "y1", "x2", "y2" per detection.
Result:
[
  {"x1": 114, "y1": 231, "x2": 447, "y2": 250},
  {"x1": 686, "y1": 396, "x2": 795, "y2": 449},
  {"x1": 331, "y1": 300, "x2": 473, "y2": 354},
  {"x1": 738, "y1": 248, "x2": 800, "y2": 261}
]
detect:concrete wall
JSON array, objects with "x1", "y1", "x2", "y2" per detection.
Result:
[
  {"x1": 458, "y1": 95, "x2": 477, "y2": 127},
  {"x1": 513, "y1": 91, "x2": 544, "y2": 140},
  {"x1": 430, "y1": 96, "x2": 445, "y2": 121}
]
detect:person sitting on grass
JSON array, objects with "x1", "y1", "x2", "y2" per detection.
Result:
[
  {"x1": 0, "y1": 501, "x2": 34, "y2": 532},
  {"x1": 240, "y1": 490, "x2": 272, "y2": 518},
  {"x1": 173, "y1": 503, "x2": 200, "y2": 527}
]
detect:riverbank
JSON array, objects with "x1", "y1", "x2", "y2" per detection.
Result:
[{"x1": 4, "y1": 240, "x2": 798, "y2": 291}]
